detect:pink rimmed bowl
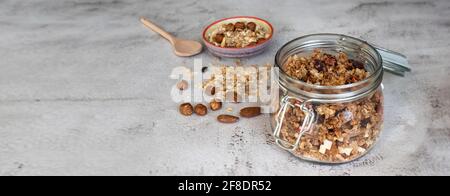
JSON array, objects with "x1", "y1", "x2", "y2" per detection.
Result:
[{"x1": 202, "y1": 16, "x2": 274, "y2": 58}]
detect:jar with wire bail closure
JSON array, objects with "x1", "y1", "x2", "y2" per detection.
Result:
[{"x1": 271, "y1": 34, "x2": 384, "y2": 163}]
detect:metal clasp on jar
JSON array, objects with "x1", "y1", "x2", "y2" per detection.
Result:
[{"x1": 273, "y1": 96, "x2": 316, "y2": 151}]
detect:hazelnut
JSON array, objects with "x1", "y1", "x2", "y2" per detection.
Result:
[
  {"x1": 176, "y1": 80, "x2": 188, "y2": 90},
  {"x1": 234, "y1": 22, "x2": 245, "y2": 30},
  {"x1": 194, "y1": 104, "x2": 207, "y2": 116},
  {"x1": 210, "y1": 100, "x2": 222, "y2": 111},
  {"x1": 225, "y1": 23, "x2": 235, "y2": 31},
  {"x1": 246, "y1": 22, "x2": 256, "y2": 31},
  {"x1": 179, "y1": 103, "x2": 193, "y2": 116},
  {"x1": 214, "y1": 34, "x2": 224, "y2": 43}
]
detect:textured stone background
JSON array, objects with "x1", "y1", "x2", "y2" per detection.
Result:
[{"x1": 0, "y1": 0, "x2": 449, "y2": 175}]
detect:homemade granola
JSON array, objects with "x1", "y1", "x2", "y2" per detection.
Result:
[
  {"x1": 208, "y1": 21, "x2": 271, "y2": 48},
  {"x1": 202, "y1": 63, "x2": 272, "y2": 102},
  {"x1": 276, "y1": 49, "x2": 383, "y2": 163},
  {"x1": 283, "y1": 49, "x2": 368, "y2": 86}
]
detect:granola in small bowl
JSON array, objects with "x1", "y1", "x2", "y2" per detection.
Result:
[
  {"x1": 207, "y1": 21, "x2": 271, "y2": 48},
  {"x1": 202, "y1": 16, "x2": 274, "y2": 58}
]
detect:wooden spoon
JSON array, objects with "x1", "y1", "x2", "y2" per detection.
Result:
[{"x1": 140, "y1": 17, "x2": 202, "y2": 57}]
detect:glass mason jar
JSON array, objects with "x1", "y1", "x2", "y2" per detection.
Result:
[{"x1": 271, "y1": 34, "x2": 384, "y2": 163}]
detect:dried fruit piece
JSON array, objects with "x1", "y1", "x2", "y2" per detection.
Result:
[
  {"x1": 210, "y1": 100, "x2": 222, "y2": 111},
  {"x1": 194, "y1": 104, "x2": 207, "y2": 116},
  {"x1": 360, "y1": 118, "x2": 371, "y2": 127},
  {"x1": 319, "y1": 139, "x2": 333, "y2": 154},
  {"x1": 179, "y1": 103, "x2": 193, "y2": 116},
  {"x1": 240, "y1": 107, "x2": 261, "y2": 118},
  {"x1": 176, "y1": 80, "x2": 188, "y2": 90},
  {"x1": 338, "y1": 147, "x2": 353, "y2": 156},
  {"x1": 217, "y1": 114, "x2": 239, "y2": 123},
  {"x1": 349, "y1": 59, "x2": 365, "y2": 69},
  {"x1": 285, "y1": 50, "x2": 369, "y2": 85},
  {"x1": 323, "y1": 54, "x2": 337, "y2": 66},
  {"x1": 313, "y1": 60, "x2": 325, "y2": 72}
]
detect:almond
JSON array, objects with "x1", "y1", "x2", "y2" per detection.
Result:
[
  {"x1": 217, "y1": 115, "x2": 239, "y2": 123},
  {"x1": 240, "y1": 107, "x2": 261, "y2": 118}
]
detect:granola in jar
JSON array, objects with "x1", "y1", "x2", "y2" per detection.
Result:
[
  {"x1": 279, "y1": 89, "x2": 383, "y2": 162},
  {"x1": 273, "y1": 37, "x2": 384, "y2": 164}
]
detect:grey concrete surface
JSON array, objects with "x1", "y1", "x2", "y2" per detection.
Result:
[{"x1": 0, "y1": 0, "x2": 449, "y2": 176}]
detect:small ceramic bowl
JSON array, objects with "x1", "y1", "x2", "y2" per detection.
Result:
[{"x1": 202, "y1": 16, "x2": 274, "y2": 58}]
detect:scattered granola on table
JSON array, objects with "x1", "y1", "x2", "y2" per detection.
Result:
[{"x1": 277, "y1": 49, "x2": 384, "y2": 163}]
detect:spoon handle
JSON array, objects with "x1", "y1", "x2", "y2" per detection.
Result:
[{"x1": 140, "y1": 17, "x2": 175, "y2": 44}]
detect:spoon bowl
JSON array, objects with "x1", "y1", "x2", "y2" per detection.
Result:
[
  {"x1": 172, "y1": 38, "x2": 203, "y2": 57},
  {"x1": 140, "y1": 17, "x2": 202, "y2": 57}
]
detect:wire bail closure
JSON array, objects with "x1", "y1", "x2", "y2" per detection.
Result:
[{"x1": 273, "y1": 96, "x2": 316, "y2": 151}]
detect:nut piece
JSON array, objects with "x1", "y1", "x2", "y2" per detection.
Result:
[
  {"x1": 205, "y1": 86, "x2": 216, "y2": 96},
  {"x1": 210, "y1": 100, "x2": 222, "y2": 111},
  {"x1": 179, "y1": 103, "x2": 193, "y2": 116},
  {"x1": 246, "y1": 22, "x2": 257, "y2": 31},
  {"x1": 234, "y1": 22, "x2": 245, "y2": 30},
  {"x1": 214, "y1": 34, "x2": 224, "y2": 43},
  {"x1": 217, "y1": 114, "x2": 239, "y2": 123},
  {"x1": 176, "y1": 80, "x2": 188, "y2": 90},
  {"x1": 194, "y1": 104, "x2": 208, "y2": 116},
  {"x1": 240, "y1": 107, "x2": 261, "y2": 118},
  {"x1": 225, "y1": 23, "x2": 235, "y2": 31}
]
